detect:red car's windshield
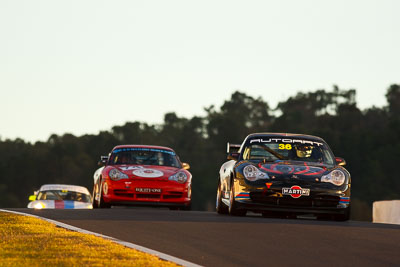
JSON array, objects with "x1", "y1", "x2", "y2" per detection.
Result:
[{"x1": 109, "y1": 147, "x2": 182, "y2": 168}]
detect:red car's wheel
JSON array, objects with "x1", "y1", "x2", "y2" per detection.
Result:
[
  {"x1": 92, "y1": 184, "x2": 99, "y2": 209},
  {"x1": 98, "y1": 179, "x2": 111, "y2": 209}
]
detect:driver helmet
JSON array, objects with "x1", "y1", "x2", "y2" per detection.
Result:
[{"x1": 295, "y1": 145, "x2": 313, "y2": 158}]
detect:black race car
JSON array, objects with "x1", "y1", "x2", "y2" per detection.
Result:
[{"x1": 216, "y1": 133, "x2": 351, "y2": 221}]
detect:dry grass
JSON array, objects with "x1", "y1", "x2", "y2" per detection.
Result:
[{"x1": 0, "y1": 211, "x2": 179, "y2": 267}]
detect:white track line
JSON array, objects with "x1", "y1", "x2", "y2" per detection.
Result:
[{"x1": 0, "y1": 209, "x2": 202, "y2": 267}]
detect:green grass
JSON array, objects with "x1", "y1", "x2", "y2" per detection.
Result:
[{"x1": 0, "y1": 211, "x2": 179, "y2": 266}]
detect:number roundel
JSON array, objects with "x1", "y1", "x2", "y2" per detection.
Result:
[{"x1": 278, "y1": 144, "x2": 292, "y2": 150}]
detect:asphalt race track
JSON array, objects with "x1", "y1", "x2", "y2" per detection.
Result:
[{"x1": 9, "y1": 208, "x2": 400, "y2": 267}]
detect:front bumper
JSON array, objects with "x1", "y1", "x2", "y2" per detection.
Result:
[
  {"x1": 233, "y1": 180, "x2": 350, "y2": 215},
  {"x1": 102, "y1": 179, "x2": 191, "y2": 206}
]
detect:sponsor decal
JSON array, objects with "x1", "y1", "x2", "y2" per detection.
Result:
[
  {"x1": 260, "y1": 162, "x2": 325, "y2": 176},
  {"x1": 250, "y1": 138, "x2": 324, "y2": 147},
  {"x1": 55, "y1": 200, "x2": 64, "y2": 209},
  {"x1": 133, "y1": 168, "x2": 164, "y2": 178},
  {"x1": 55, "y1": 200, "x2": 75, "y2": 209},
  {"x1": 235, "y1": 192, "x2": 250, "y2": 199},
  {"x1": 135, "y1": 188, "x2": 162, "y2": 193},
  {"x1": 125, "y1": 182, "x2": 132, "y2": 188},
  {"x1": 266, "y1": 183, "x2": 272, "y2": 189},
  {"x1": 282, "y1": 185, "x2": 310, "y2": 198},
  {"x1": 113, "y1": 147, "x2": 175, "y2": 155},
  {"x1": 103, "y1": 182, "x2": 108, "y2": 195},
  {"x1": 120, "y1": 166, "x2": 143, "y2": 171},
  {"x1": 339, "y1": 196, "x2": 350, "y2": 204}
]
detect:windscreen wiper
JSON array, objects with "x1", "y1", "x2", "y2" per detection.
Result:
[{"x1": 260, "y1": 145, "x2": 288, "y2": 160}]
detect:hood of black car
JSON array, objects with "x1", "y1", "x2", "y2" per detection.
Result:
[{"x1": 236, "y1": 160, "x2": 336, "y2": 184}]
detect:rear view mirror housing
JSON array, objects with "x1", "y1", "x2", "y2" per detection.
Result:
[
  {"x1": 227, "y1": 152, "x2": 240, "y2": 161},
  {"x1": 29, "y1": 195, "x2": 36, "y2": 201},
  {"x1": 182, "y1": 162, "x2": 190, "y2": 170},
  {"x1": 335, "y1": 157, "x2": 346, "y2": 166},
  {"x1": 98, "y1": 156, "x2": 109, "y2": 166},
  {"x1": 227, "y1": 142, "x2": 241, "y2": 154}
]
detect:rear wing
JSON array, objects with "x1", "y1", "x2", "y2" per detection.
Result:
[{"x1": 227, "y1": 142, "x2": 241, "y2": 154}]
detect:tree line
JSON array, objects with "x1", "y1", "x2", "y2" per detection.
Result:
[{"x1": 1, "y1": 84, "x2": 399, "y2": 220}]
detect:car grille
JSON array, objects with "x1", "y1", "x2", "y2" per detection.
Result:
[
  {"x1": 113, "y1": 190, "x2": 134, "y2": 198},
  {"x1": 136, "y1": 194, "x2": 161, "y2": 199},
  {"x1": 163, "y1": 192, "x2": 183, "y2": 199},
  {"x1": 250, "y1": 192, "x2": 339, "y2": 208},
  {"x1": 112, "y1": 190, "x2": 184, "y2": 200}
]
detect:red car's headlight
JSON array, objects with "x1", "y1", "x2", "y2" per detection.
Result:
[
  {"x1": 169, "y1": 171, "x2": 188, "y2": 183},
  {"x1": 109, "y1": 168, "x2": 129, "y2": 181}
]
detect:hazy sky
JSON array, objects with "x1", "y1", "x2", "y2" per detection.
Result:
[{"x1": 1, "y1": 0, "x2": 399, "y2": 143}]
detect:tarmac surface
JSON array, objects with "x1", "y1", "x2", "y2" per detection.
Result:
[{"x1": 10, "y1": 208, "x2": 400, "y2": 267}]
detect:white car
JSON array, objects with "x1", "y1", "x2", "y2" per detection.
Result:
[{"x1": 27, "y1": 184, "x2": 93, "y2": 209}]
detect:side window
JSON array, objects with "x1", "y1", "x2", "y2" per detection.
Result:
[{"x1": 45, "y1": 191, "x2": 58, "y2": 200}]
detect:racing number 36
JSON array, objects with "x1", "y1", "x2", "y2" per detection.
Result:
[{"x1": 279, "y1": 144, "x2": 292, "y2": 150}]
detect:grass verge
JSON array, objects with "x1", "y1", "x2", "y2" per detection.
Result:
[{"x1": 0, "y1": 211, "x2": 179, "y2": 266}]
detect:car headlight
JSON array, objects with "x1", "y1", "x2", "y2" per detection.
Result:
[
  {"x1": 169, "y1": 171, "x2": 188, "y2": 183},
  {"x1": 243, "y1": 165, "x2": 269, "y2": 181},
  {"x1": 321, "y1": 169, "x2": 346, "y2": 186},
  {"x1": 34, "y1": 202, "x2": 45, "y2": 209},
  {"x1": 109, "y1": 168, "x2": 129, "y2": 181}
]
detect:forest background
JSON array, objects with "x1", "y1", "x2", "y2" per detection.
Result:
[{"x1": 1, "y1": 84, "x2": 399, "y2": 221}]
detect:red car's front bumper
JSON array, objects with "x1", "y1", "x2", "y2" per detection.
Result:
[{"x1": 102, "y1": 179, "x2": 191, "y2": 207}]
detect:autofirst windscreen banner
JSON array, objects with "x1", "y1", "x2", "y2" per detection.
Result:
[
  {"x1": 249, "y1": 137, "x2": 324, "y2": 147},
  {"x1": 373, "y1": 200, "x2": 400, "y2": 225},
  {"x1": 113, "y1": 147, "x2": 176, "y2": 155}
]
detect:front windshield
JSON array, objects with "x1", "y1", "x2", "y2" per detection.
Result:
[
  {"x1": 109, "y1": 147, "x2": 181, "y2": 168},
  {"x1": 242, "y1": 138, "x2": 335, "y2": 165},
  {"x1": 37, "y1": 190, "x2": 91, "y2": 203}
]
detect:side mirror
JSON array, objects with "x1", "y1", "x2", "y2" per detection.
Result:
[
  {"x1": 29, "y1": 195, "x2": 36, "y2": 201},
  {"x1": 227, "y1": 152, "x2": 240, "y2": 161},
  {"x1": 182, "y1": 162, "x2": 190, "y2": 170},
  {"x1": 227, "y1": 142, "x2": 241, "y2": 154},
  {"x1": 335, "y1": 157, "x2": 346, "y2": 166},
  {"x1": 98, "y1": 156, "x2": 109, "y2": 166}
]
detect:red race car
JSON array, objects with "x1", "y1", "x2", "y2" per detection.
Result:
[{"x1": 92, "y1": 145, "x2": 192, "y2": 209}]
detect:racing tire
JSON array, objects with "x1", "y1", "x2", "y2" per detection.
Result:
[
  {"x1": 92, "y1": 184, "x2": 99, "y2": 209},
  {"x1": 98, "y1": 180, "x2": 111, "y2": 209},
  {"x1": 216, "y1": 181, "x2": 228, "y2": 214},
  {"x1": 182, "y1": 203, "x2": 191, "y2": 211},
  {"x1": 228, "y1": 181, "x2": 246, "y2": 216},
  {"x1": 262, "y1": 211, "x2": 292, "y2": 219},
  {"x1": 333, "y1": 207, "x2": 350, "y2": 221},
  {"x1": 169, "y1": 204, "x2": 191, "y2": 211}
]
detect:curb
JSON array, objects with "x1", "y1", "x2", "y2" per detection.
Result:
[{"x1": 0, "y1": 209, "x2": 202, "y2": 267}]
